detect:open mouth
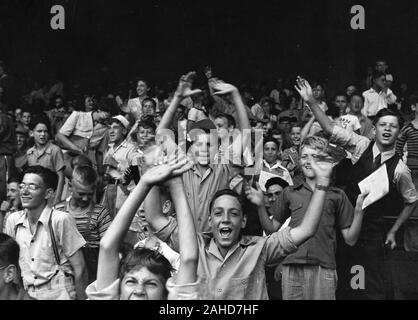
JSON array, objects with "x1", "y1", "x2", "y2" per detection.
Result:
[
  {"x1": 382, "y1": 133, "x2": 391, "y2": 139},
  {"x1": 219, "y1": 227, "x2": 232, "y2": 238}
]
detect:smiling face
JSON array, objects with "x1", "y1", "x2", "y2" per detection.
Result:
[
  {"x1": 7, "y1": 182, "x2": 21, "y2": 210},
  {"x1": 16, "y1": 133, "x2": 27, "y2": 149},
  {"x1": 136, "y1": 81, "x2": 149, "y2": 97},
  {"x1": 31, "y1": 123, "x2": 49, "y2": 146},
  {"x1": 290, "y1": 126, "x2": 302, "y2": 147},
  {"x1": 209, "y1": 195, "x2": 246, "y2": 257},
  {"x1": 119, "y1": 266, "x2": 167, "y2": 300},
  {"x1": 264, "y1": 141, "x2": 279, "y2": 164},
  {"x1": 71, "y1": 179, "x2": 95, "y2": 209},
  {"x1": 19, "y1": 173, "x2": 52, "y2": 210},
  {"x1": 374, "y1": 115, "x2": 400, "y2": 148},
  {"x1": 136, "y1": 126, "x2": 155, "y2": 148},
  {"x1": 299, "y1": 147, "x2": 322, "y2": 179},
  {"x1": 142, "y1": 100, "x2": 156, "y2": 116},
  {"x1": 109, "y1": 122, "x2": 126, "y2": 144}
]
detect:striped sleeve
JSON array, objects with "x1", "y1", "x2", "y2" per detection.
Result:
[
  {"x1": 396, "y1": 125, "x2": 409, "y2": 158},
  {"x1": 96, "y1": 205, "x2": 113, "y2": 239}
]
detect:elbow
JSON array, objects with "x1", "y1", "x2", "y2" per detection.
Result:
[
  {"x1": 345, "y1": 239, "x2": 357, "y2": 247},
  {"x1": 100, "y1": 236, "x2": 115, "y2": 254}
]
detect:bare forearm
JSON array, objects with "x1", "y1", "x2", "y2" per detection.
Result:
[
  {"x1": 389, "y1": 201, "x2": 418, "y2": 234},
  {"x1": 144, "y1": 186, "x2": 170, "y2": 231},
  {"x1": 168, "y1": 178, "x2": 198, "y2": 284},
  {"x1": 301, "y1": 117, "x2": 315, "y2": 141},
  {"x1": 344, "y1": 211, "x2": 364, "y2": 246},
  {"x1": 157, "y1": 95, "x2": 182, "y2": 130},
  {"x1": 56, "y1": 133, "x2": 80, "y2": 152},
  {"x1": 101, "y1": 180, "x2": 151, "y2": 251},
  {"x1": 231, "y1": 91, "x2": 250, "y2": 130},
  {"x1": 74, "y1": 267, "x2": 88, "y2": 300},
  {"x1": 306, "y1": 101, "x2": 335, "y2": 134},
  {"x1": 257, "y1": 205, "x2": 280, "y2": 235},
  {"x1": 54, "y1": 171, "x2": 65, "y2": 204}
]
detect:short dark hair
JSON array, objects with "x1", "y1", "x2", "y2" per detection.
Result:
[
  {"x1": 349, "y1": 92, "x2": 364, "y2": 104},
  {"x1": 24, "y1": 166, "x2": 58, "y2": 191},
  {"x1": 334, "y1": 92, "x2": 348, "y2": 101},
  {"x1": 265, "y1": 177, "x2": 289, "y2": 190},
  {"x1": 209, "y1": 189, "x2": 242, "y2": 214},
  {"x1": 70, "y1": 154, "x2": 93, "y2": 170},
  {"x1": 263, "y1": 136, "x2": 280, "y2": 149},
  {"x1": 0, "y1": 233, "x2": 20, "y2": 267},
  {"x1": 138, "y1": 119, "x2": 157, "y2": 132},
  {"x1": 142, "y1": 98, "x2": 157, "y2": 110},
  {"x1": 373, "y1": 108, "x2": 404, "y2": 128},
  {"x1": 28, "y1": 113, "x2": 51, "y2": 133},
  {"x1": 215, "y1": 113, "x2": 236, "y2": 128},
  {"x1": 8, "y1": 172, "x2": 23, "y2": 184},
  {"x1": 119, "y1": 247, "x2": 172, "y2": 291},
  {"x1": 372, "y1": 70, "x2": 386, "y2": 81}
]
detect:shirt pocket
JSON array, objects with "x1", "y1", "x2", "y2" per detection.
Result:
[{"x1": 224, "y1": 277, "x2": 250, "y2": 300}]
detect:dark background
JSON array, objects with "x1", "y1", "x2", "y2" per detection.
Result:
[{"x1": 1, "y1": 0, "x2": 418, "y2": 94}]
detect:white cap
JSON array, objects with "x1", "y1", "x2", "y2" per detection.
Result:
[{"x1": 112, "y1": 115, "x2": 130, "y2": 129}]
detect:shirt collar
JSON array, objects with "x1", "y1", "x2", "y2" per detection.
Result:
[
  {"x1": 372, "y1": 142, "x2": 396, "y2": 163},
  {"x1": 16, "y1": 205, "x2": 52, "y2": 227},
  {"x1": 27, "y1": 141, "x2": 53, "y2": 155}
]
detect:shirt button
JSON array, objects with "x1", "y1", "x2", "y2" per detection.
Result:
[
  {"x1": 34, "y1": 276, "x2": 37, "y2": 279},
  {"x1": 31, "y1": 258, "x2": 34, "y2": 261},
  {"x1": 31, "y1": 240, "x2": 34, "y2": 243},
  {"x1": 218, "y1": 288, "x2": 222, "y2": 293}
]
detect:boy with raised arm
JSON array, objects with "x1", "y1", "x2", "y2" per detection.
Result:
[
  {"x1": 157, "y1": 72, "x2": 252, "y2": 233},
  {"x1": 145, "y1": 151, "x2": 335, "y2": 299},
  {"x1": 295, "y1": 76, "x2": 418, "y2": 299}
]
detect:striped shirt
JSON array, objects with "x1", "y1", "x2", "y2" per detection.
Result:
[
  {"x1": 396, "y1": 122, "x2": 418, "y2": 170},
  {"x1": 54, "y1": 200, "x2": 112, "y2": 248}
]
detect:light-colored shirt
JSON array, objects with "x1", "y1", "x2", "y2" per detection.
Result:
[
  {"x1": 155, "y1": 218, "x2": 298, "y2": 300},
  {"x1": 5, "y1": 206, "x2": 86, "y2": 288},
  {"x1": 362, "y1": 88, "x2": 397, "y2": 117},
  {"x1": 337, "y1": 114, "x2": 361, "y2": 132},
  {"x1": 182, "y1": 164, "x2": 234, "y2": 233},
  {"x1": 104, "y1": 140, "x2": 141, "y2": 173},
  {"x1": 27, "y1": 141, "x2": 65, "y2": 172},
  {"x1": 86, "y1": 276, "x2": 202, "y2": 300},
  {"x1": 331, "y1": 125, "x2": 418, "y2": 204}
]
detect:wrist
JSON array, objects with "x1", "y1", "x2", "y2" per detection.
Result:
[{"x1": 315, "y1": 177, "x2": 330, "y2": 186}]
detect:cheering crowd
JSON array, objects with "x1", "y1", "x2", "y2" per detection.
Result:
[{"x1": 1, "y1": 59, "x2": 418, "y2": 300}]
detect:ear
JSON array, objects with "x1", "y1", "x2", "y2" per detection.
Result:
[
  {"x1": 241, "y1": 214, "x2": 247, "y2": 229},
  {"x1": 44, "y1": 188, "x2": 55, "y2": 200},
  {"x1": 162, "y1": 200, "x2": 172, "y2": 215},
  {"x1": 4, "y1": 265, "x2": 18, "y2": 284}
]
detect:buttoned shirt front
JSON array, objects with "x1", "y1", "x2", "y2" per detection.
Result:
[
  {"x1": 155, "y1": 217, "x2": 297, "y2": 300},
  {"x1": 4, "y1": 206, "x2": 86, "y2": 288},
  {"x1": 331, "y1": 125, "x2": 418, "y2": 204},
  {"x1": 27, "y1": 141, "x2": 65, "y2": 172},
  {"x1": 104, "y1": 139, "x2": 141, "y2": 173},
  {"x1": 362, "y1": 88, "x2": 397, "y2": 117},
  {"x1": 275, "y1": 181, "x2": 354, "y2": 269}
]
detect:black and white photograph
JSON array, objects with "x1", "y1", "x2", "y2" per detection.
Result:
[{"x1": 1, "y1": 0, "x2": 418, "y2": 306}]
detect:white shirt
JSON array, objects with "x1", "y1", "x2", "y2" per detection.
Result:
[
  {"x1": 362, "y1": 88, "x2": 397, "y2": 117},
  {"x1": 337, "y1": 114, "x2": 361, "y2": 132}
]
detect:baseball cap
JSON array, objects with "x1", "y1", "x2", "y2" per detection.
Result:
[{"x1": 112, "y1": 115, "x2": 130, "y2": 129}]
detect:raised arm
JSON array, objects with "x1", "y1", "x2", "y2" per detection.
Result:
[
  {"x1": 295, "y1": 77, "x2": 335, "y2": 135},
  {"x1": 288, "y1": 154, "x2": 333, "y2": 245},
  {"x1": 167, "y1": 177, "x2": 198, "y2": 285},
  {"x1": 157, "y1": 72, "x2": 201, "y2": 131},
  {"x1": 245, "y1": 183, "x2": 282, "y2": 234},
  {"x1": 341, "y1": 192, "x2": 368, "y2": 246},
  {"x1": 96, "y1": 155, "x2": 191, "y2": 290}
]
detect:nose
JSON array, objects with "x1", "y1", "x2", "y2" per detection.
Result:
[
  {"x1": 221, "y1": 212, "x2": 232, "y2": 223},
  {"x1": 132, "y1": 284, "x2": 146, "y2": 297}
]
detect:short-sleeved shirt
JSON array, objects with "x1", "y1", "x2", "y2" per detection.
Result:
[
  {"x1": 104, "y1": 140, "x2": 141, "y2": 173},
  {"x1": 331, "y1": 125, "x2": 418, "y2": 204},
  {"x1": 337, "y1": 114, "x2": 361, "y2": 132},
  {"x1": 27, "y1": 141, "x2": 65, "y2": 172},
  {"x1": 86, "y1": 276, "x2": 202, "y2": 300},
  {"x1": 362, "y1": 88, "x2": 397, "y2": 117},
  {"x1": 5, "y1": 206, "x2": 86, "y2": 287},
  {"x1": 54, "y1": 200, "x2": 112, "y2": 248},
  {"x1": 181, "y1": 164, "x2": 234, "y2": 233},
  {"x1": 275, "y1": 182, "x2": 354, "y2": 269},
  {"x1": 155, "y1": 218, "x2": 297, "y2": 300},
  {"x1": 59, "y1": 111, "x2": 109, "y2": 152}
]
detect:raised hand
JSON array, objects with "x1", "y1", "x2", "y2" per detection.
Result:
[
  {"x1": 385, "y1": 231, "x2": 397, "y2": 250},
  {"x1": 175, "y1": 72, "x2": 202, "y2": 99},
  {"x1": 244, "y1": 182, "x2": 265, "y2": 207},
  {"x1": 211, "y1": 79, "x2": 238, "y2": 95},
  {"x1": 295, "y1": 76, "x2": 315, "y2": 104},
  {"x1": 310, "y1": 153, "x2": 335, "y2": 184},
  {"x1": 141, "y1": 152, "x2": 193, "y2": 186},
  {"x1": 355, "y1": 192, "x2": 369, "y2": 210}
]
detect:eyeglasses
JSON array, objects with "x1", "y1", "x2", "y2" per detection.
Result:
[{"x1": 18, "y1": 183, "x2": 41, "y2": 191}]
